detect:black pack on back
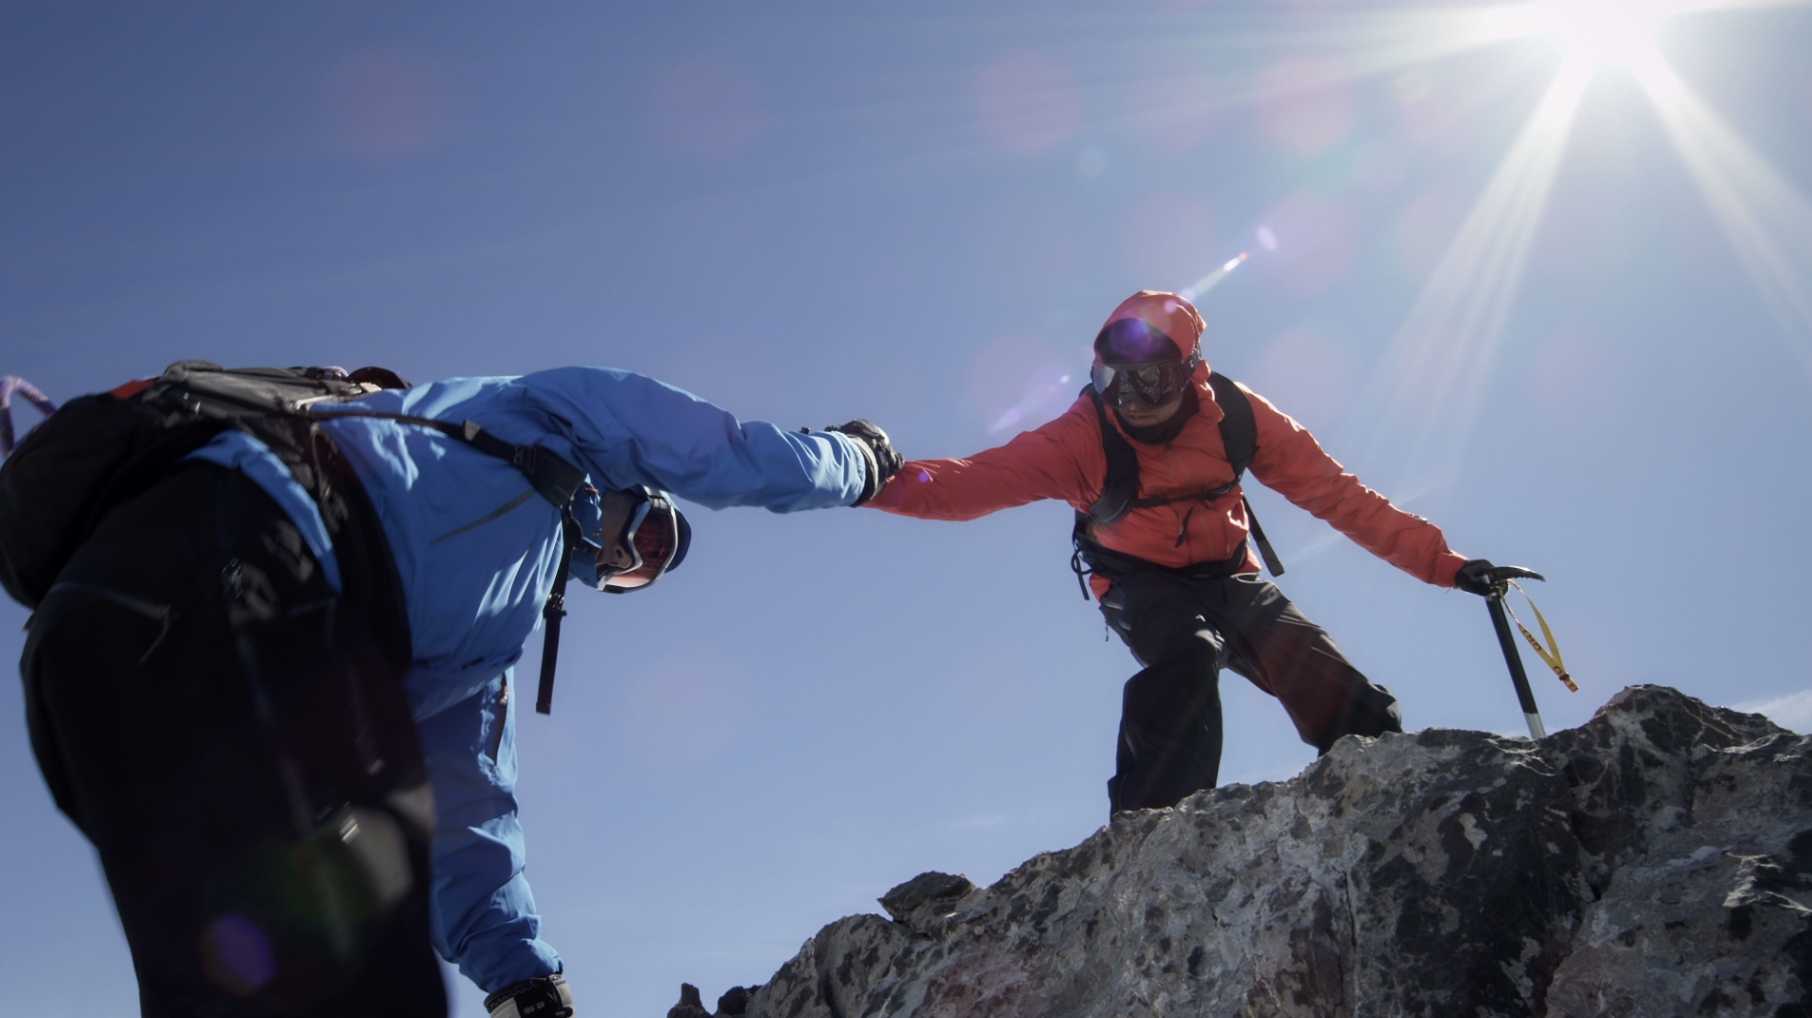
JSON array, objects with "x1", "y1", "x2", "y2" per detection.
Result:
[
  {"x1": 1069, "y1": 371, "x2": 1285, "y2": 598},
  {"x1": 0, "y1": 362, "x2": 413, "y2": 610},
  {"x1": 0, "y1": 360, "x2": 592, "y2": 714}
]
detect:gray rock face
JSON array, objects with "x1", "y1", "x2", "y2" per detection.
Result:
[
  {"x1": 686, "y1": 686, "x2": 1812, "y2": 1017},
  {"x1": 879, "y1": 872, "x2": 979, "y2": 935}
]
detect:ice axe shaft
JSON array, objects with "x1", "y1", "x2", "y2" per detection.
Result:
[
  {"x1": 1480, "y1": 564, "x2": 1548, "y2": 738},
  {"x1": 1487, "y1": 593, "x2": 1546, "y2": 738}
]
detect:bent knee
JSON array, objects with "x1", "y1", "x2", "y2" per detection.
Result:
[
  {"x1": 1123, "y1": 652, "x2": 1221, "y2": 719},
  {"x1": 1317, "y1": 682, "x2": 1403, "y2": 753}
]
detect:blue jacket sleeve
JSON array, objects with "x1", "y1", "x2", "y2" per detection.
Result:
[
  {"x1": 512, "y1": 367, "x2": 871, "y2": 511},
  {"x1": 418, "y1": 671, "x2": 563, "y2": 993}
]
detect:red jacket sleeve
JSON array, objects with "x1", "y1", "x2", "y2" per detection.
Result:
[
  {"x1": 867, "y1": 396, "x2": 1101, "y2": 520},
  {"x1": 1245, "y1": 384, "x2": 1468, "y2": 587}
]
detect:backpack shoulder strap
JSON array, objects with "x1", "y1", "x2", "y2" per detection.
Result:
[
  {"x1": 1081, "y1": 384, "x2": 1139, "y2": 524},
  {"x1": 1205, "y1": 371, "x2": 1285, "y2": 576},
  {"x1": 1207, "y1": 371, "x2": 1256, "y2": 478},
  {"x1": 1070, "y1": 384, "x2": 1143, "y2": 600}
]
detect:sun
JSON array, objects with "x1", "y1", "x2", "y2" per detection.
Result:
[{"x1": 1529, "y1": 0, "x2": 1680, "y2": 74}]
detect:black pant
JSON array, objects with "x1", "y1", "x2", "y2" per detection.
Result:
[
  {"x1": 1099, "y1": 569, "x2": 1402, "y2": 815},
  {"x1": 20, "y1": 465, "x2": 445, "y2": 1018}
]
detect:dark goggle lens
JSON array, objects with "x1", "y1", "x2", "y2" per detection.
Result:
[{"x1": 1095, "y1": 360, "x2": 1187, "y2": 408}]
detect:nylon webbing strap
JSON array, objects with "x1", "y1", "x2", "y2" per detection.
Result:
[
  {"x1": 1081, "y1": 385, "x2": 1135, "y2": 523},
  {"x1": 1129, "y1": 482, "x2": 1237, "y2": 509},
  {"x1": 1206, "y1": 372, "x2": 1254, "y2": 475},
  {"x1": 1244, "y1": 496, "x2": 1285, "y2": 577},
  {"x1": 307, "y1": 409, "x2": 585, "y2": 509},
  {"x1": 1502, "y1": 580, "x2": 1577, "y2": 692},
  {"x1": 1071, "y1": 374, "x2": 1287, "y2": 588},
  {"x1": 455, "y1": 421, "x2": 586, "y2": 509},
  {"x1": 537, "y1": 512, "x2": 583, "y2": 715},
  {"x1": 308, "y1": 408, "x2": 588, "y2": 715}
]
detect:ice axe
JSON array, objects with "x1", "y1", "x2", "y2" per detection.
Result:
[
  {"x1": 1, "y1": 375, "x2": 58, "y2": 457},
  {"x1": 1479, "y1": 564, "x2": 1552, "y2": 738}
]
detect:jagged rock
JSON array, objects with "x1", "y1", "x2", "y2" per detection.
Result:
[
  {"x1": 715, "y1": 985, "x2": 753, "y2": 1015},
  {"x1": 664, "y1": 981, "x2": 758, "y2": 1017},
  {"x1": 879, "y1": 871, "x2": 979, "y2": 935},
  {"x1": 697, "y1": 686, "x2": 1809, "y2": 1017},
  {"x1": 665, "y1": 982, "x2": 709, "y2": 1018}
]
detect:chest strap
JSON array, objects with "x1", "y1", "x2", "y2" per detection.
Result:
[{"x1": 1069, "y1": 376, "x2": 1285, "y2": 600}]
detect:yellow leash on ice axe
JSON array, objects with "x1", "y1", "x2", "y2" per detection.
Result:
[
  {"x1": 1478, "y1": 566, "x2": 1578, "y2": 738},
  {"x1": 1501, "y1": 579, "x2": 1577, "y2": 694}
]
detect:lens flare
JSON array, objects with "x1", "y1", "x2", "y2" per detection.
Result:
[
  {"x1": 1181, "y1": 251, "x2": 1250, "y2": 302},
  {"x1": 201, "y1": 914, "x2": 277, "y2": 997}
]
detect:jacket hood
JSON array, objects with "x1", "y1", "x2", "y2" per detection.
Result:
[{"x1": 1099, "y1": 289, "x2": 1211, "y2": 385}]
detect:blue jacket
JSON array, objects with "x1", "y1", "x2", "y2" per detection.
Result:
[{"x1": 192, "y1": 367, "x2": 870, "y2": 992}]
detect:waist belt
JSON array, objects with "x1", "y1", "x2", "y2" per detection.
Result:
[{"x1": 1072, "y1": 537, "x2": 1252, "y2": 595}]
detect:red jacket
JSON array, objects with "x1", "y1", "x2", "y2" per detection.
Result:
[{"x1": 868, "y1": 379, "x2": 1468, "y2": 589}]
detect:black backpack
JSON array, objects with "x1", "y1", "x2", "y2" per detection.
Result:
[
  {"x1": 0, "y1": 361, "x2": 587, "y2": 712},
  {"x1": 1069, "y1": 371, "x2": 1285, "y2": 598}
]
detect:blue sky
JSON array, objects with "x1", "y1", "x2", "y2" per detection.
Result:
[{"x1": 4, "y1": 3, "x2": 1810, "y2": 1015}]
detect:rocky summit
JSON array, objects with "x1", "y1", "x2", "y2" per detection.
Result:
[{"x1": 668, "y1": 686, "x2": 1811, "y2": 1017}]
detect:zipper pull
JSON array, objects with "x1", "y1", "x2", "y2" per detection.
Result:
[{"x1": 1174, "y1": 504, "x2": 1198, "y2": 547}]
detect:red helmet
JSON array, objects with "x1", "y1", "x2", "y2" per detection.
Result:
[{"x1": 1090, "y1": 291, "x2": 1207, "y2": 409}]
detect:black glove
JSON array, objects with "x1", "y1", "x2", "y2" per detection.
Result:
[
  {"x1": 1453, "y1": 558, "x2": 1500, "y2": 596},
  {"x1": 826, "y1": 419, "x2": 903, "y2": 505},
  {"x1": 486, "y1": 973, "x2": 574, "y2": 1018}
]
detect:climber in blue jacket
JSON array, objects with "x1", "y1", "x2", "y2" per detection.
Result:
[{"x1": 18, "y1": 365, "x2": 902, "y2": 1018}]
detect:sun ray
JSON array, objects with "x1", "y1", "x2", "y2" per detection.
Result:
[
  {"x1": 1153, "y1": 5, "x2": 1546, "y2": 60},
  {"x1": 1358, "y1": 64, "x2": 1592, "y2": 488},
  {"x1": 1631, "y1": 57, "x2": 1812, "y2": 378},
  {"x1": 1101, "y1": 5, "x2": 1560, "y2": 139},
  {"x1": 1673, "y1": 0, "x2": 1812, "y2": 10}
]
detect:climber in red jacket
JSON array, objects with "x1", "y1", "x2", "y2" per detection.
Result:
[{"x1": 867, "y1": 290, "x2": 1504, "y2": 816}]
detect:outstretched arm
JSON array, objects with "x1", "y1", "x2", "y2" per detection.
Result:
[
  {"x1": 419, "y1": 672, "x2": 563, "y2": 995},
  {"x1": 1244, "y1": 385, "x2": 1467, "y2": 586},
  {"x1": 515, "y1": 367, "x2": 874, "y2": 512},
  {"x1": 867, "y1": 396, "x2": 1102, "y2": 521}
]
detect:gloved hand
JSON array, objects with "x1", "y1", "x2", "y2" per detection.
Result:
[
  {"x1": 486, "y1": 973, "x2": 574, "y2": 1018},
  {"x1": 1453, "y1": 558, "x2": 1501, "y2": 596},
  {"x1": 826, "y1": 419, "x2": 904, "y2": 505}
]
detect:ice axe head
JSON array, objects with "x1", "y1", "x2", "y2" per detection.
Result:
[{"x1": 1481, "y1": 564, "x2": 1545, "y2": 597}]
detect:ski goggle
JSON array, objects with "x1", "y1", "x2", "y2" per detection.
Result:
[
  {"x1": 1091, "y1": 318, "x2": 1201, "y2": 409},
  {"x1": 594, "y1": 487, "x2": 687, "y2": 593},
  {"x1": 1090, "y1": 356, "x2": 1198, "y2": 409}
]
